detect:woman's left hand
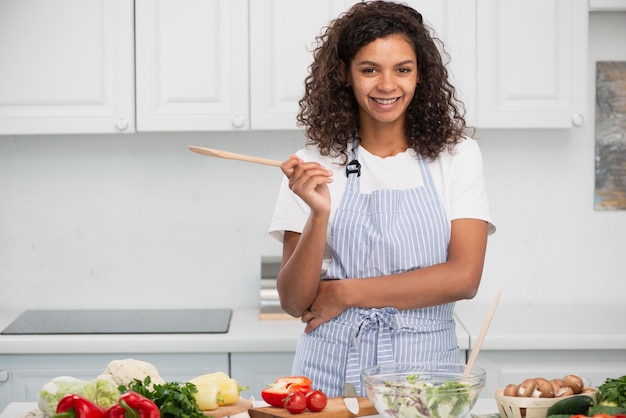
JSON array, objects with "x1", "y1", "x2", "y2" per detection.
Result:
[{"x1": 301, "y1": 279, "x2": 347, "y2": 333}]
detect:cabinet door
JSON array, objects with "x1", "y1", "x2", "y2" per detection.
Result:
[
  {"x1": 249, "y1": 0, "x2": 354, "y2": 130},
  {"x1": 0, "y1": 353, "x2": 228, "y2": 408},
  {"x1": 407, "y1": 0, "x2": 477, "y2": 126},
  {"x1": 230, "y1": 352, "x2": 295, "y2": 400},
  {"x1": 135, "y1": 0, "x2": 249, "y2": 131},
  {"x1": 0, "y1": 0, "x2": 135, "y2": 135},
  {"x1": 476, "y1": 0, "x2": 588, "y2": 128}
]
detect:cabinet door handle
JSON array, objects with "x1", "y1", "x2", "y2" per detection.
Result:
[
  {"x1": 572, "y1": 113, "x2": 585, "y2": 127},
  {"x1": 115, "y1": 118, "x2": 129, "y2": 131},
  {"x1": 0, "y1": 370, "x2": 9, "y2": 382},
  {"x1": 232, "y1": 115, "x2": 246, "y2": 129}
]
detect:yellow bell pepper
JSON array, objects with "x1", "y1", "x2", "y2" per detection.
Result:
[{"x1": 189, "y1": 371, "x2": 245, "y2": 411}]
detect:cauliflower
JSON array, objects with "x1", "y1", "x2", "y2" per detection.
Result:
[{"x1": 98, "y1": 359, "x2": 165, "y2": 390}]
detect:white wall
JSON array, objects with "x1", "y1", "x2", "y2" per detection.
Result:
[{"x1": 1, "y1": 12, "x2": 625, "y2": 311}]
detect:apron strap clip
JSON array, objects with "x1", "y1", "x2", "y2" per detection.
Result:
[{"x1": 346, "y1": 159, "x2": 361, "y2": 177}]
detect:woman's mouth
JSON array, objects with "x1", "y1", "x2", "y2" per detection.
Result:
[{"x1": 372, "y1": 97, "x2": 400, "y2": 105}]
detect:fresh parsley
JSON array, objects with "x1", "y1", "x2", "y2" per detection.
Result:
[
  {"x1": 119, "y1": 376, "x2": 207, "y2": 418},
  {"x1": 597, "y1": 375, "x2": 626, "y2": 408}
]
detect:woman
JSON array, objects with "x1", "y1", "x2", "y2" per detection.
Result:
[{"x1": 269, "y1": 1, "x2": 495, "y2": 396}]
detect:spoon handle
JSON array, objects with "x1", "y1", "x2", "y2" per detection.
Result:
[
  {"x1": 464, "y1": 291, "x2": 501, "y2": 378},
  {"x1": 188, "y1": 146, "x2": 282, "y2": 167}
]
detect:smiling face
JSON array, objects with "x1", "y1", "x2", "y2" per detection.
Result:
[{"x1": 347, "y1": 34, "x2": 419, "y2": 130}]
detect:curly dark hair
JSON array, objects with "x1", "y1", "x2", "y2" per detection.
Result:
[{"x1": 297, "y1": 1, "x2": 470, "y2": 162}]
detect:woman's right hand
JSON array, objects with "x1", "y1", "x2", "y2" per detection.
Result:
[{"x1": 281, "y1": 155, "x2": 333, "y2": 214}]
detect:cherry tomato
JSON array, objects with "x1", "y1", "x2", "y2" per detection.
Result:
[
  {"x1": 284, "y1": 391, "x2": 307, "y2": 414},
  {"x1": 306, "y1": 390, "x2": 328, "y2": 412}
]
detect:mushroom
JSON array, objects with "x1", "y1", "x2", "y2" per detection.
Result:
[
  {"x1": 551, "y1": 378, "x2": 574, "y2": 397},
  {"x1": 517, "y1": 378, "x2": 537, "y2": 397},
  {"x1": 534, "y1": 378, "x2": 555, "y2": 398},
  {"x1": 503, "y1": 383, "x2": 518, "y2": 397},
  {"x1": 582, "y1": 386, "x2": 597, "y2": 395},
  {"x1": 562, "y1": 374, "x2": 584, "y2": 394}
]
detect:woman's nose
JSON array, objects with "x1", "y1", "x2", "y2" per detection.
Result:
[{"x1": 377, "y1": 72, "x2": 396, "y2": 92}]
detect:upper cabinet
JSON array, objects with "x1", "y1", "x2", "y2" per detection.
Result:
[
  {"x1": 249, "y1": 0, "x2": 356, "y2": 130},
  {"x1": 0, "y1": 0, "x2": 589, "y2": 135},
  {"x1": 135, "y1": 0, "x2": 249, "y2": 131},
  {"x1": 0, "y1": 0, "x2": 135, "y2": 135},
  {"x1": 475, "y1": 0, "x2": 588, "y2": 128}
]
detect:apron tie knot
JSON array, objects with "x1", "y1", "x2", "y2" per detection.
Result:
[{"x1": 345, "y1": 308, "x2": 403, "y2": 394}]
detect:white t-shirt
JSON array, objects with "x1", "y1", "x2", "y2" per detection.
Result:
[{"x1": 269, "y1": 137, "x2": 495, "y2": 269}]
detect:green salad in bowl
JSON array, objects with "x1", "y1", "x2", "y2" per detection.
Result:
[{"x1": 362, "y1": 362, "x2": 486, "y2": 418}]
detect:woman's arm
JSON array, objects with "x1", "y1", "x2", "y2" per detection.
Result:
[
  {"x1": 301, "y1": 217, "x2": 489, "y2": 332},
  {"x1": 275, "y1": 156, "x2": 333, "y2": 317}
]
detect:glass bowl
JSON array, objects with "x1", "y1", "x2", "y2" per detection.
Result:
[{"x1": 362, "y1": 362, "x2": 486, "y2": 418}]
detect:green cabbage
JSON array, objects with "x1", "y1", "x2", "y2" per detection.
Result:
[{"x1": 37, "y1": 376, "x2": 120, "y2": 416}]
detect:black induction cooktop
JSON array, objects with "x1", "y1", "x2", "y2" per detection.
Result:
[{"x1": 1, "y1": 309, "x2": 232, "y2": 335}]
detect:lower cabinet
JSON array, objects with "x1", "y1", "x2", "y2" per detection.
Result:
[
  {"x1": 230, "y1": 352, "x2": 296, "y2": 401},
  {"x1": 474, "y1": 350, "x2": 626, "y2": 399},
  {"x1": 0, "y1": 353, "x2": 228, "y2": 411}
]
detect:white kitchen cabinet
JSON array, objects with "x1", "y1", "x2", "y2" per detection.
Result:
[
  {"x1": 475, "y1": 0, "x2": 588, "y2": 128},
  {"x1": 472, "y1": 350, "x2": 626, "y2": 399},
  {"x1": 136, "y1": 0, "x2": 354, "y2": 131},
  {"x1": 230, "y1": 352, "x2": 296, "y2": 400},
  {"x1": 136, "y1": 0, "x2": 475, "y2": 131},
  {"x1": 249, "y1": 0, "x2": 355, "y2": 130},
  {"x1": 135, "y1": 0, "x2": 249, "y2": 131},
  {"x1": 0, "y1": 353, "x2": 228, "y2": 410},
  {"x1": 0, "y1": 0, "x2": 135, "y2": 135}
]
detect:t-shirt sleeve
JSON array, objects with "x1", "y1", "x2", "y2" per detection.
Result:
[
  {"x1": 268, "y1": 174, "x2": 311, "y2": 242},
  {"x1": 450, "y1": 139, "x2": 496, "y2": 234}
]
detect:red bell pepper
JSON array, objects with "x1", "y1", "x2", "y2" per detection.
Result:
[
  {"x1": 53, "y1": 394, "x2": 107, "y2": 418},
  {"x1": 105, "y1": 392, "x2": 159, "y2": 418},
  {"x1": 261, "y1": 376, "x2": 313, "y2": 408}
]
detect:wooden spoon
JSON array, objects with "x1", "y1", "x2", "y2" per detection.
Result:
[
  {"x1": 188, "y1": 145, "x2": 282, "y2": 167},
  {"x1": 463, "y1": 291, "x2": 501, "y2": 378}
]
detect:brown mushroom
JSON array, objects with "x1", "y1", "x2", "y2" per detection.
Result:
[
  {"x1": 517, "y1": 378, "x2": 537, "y2": 397},
  {"x1": 582, "y1": 386, "x2": 597, "y2": 395},
  {"x1": 562, "y1": 374, "x2": 584, "y2": 394},
  {"x1": 503, "y1": 383, "x2": 518, "y2": 397},
  {"x1": 534, "y1": 378, "x2": 555, "y2": 398},
  {"x1": 550, "y1": 378, "x2": 574, "y2": 397}
]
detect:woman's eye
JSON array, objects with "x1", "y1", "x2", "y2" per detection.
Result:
[
  {"x1": 362, "y1": 68, "x2": 376, "y2": 74},
  {"x1": 397, "y1": 67, "x2": 412, "y2": 74}
]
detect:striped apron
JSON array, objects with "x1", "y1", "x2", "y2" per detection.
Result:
[{"x1": 291, "y1": 147, "x2": 457, "y2": 397}]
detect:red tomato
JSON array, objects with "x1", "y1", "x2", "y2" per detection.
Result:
[
  {"x1": 284, "y1": 391, "x2": 307, "y2": 414},
  {"x1": 306, "y1": 390, "x2": 328, "y2": 412}
]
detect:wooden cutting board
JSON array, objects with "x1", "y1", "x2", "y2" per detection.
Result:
[
  {"x1": 248, "y1": 397, "x2": 377, "y2": 418},
  {"x1": 203, "y1": 398, "x2": 253, "y2": 417}
]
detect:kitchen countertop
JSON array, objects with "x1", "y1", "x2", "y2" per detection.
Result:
[
  {"x1": 3, "y1": 304, "x2": 626, "y2": 355},
  {"x1": 0, "y1": 309, "x2": 470, "y2": 354}
]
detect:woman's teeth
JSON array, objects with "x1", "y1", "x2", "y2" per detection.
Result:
[{"x1": 374, "y1": 97, "x2": 399, "y2": 105}]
